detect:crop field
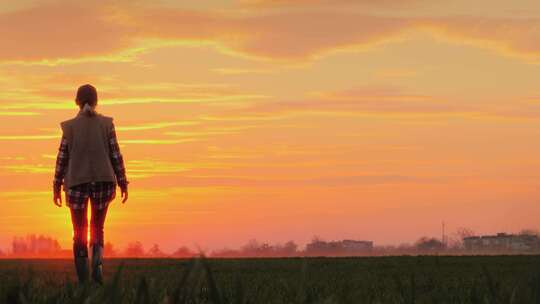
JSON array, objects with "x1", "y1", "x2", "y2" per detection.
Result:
[{"x1": 0, "y1": 255, "x2": 539, "y2": 303}]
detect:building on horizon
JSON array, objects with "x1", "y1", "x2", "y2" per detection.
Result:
[{"x1": 463, "y1": 233, "x2": 540, "y2": 252}]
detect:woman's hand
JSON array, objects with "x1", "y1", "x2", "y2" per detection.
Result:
[
  {"x1": 121, "y1": 188, "x2": 128, "y2": 204},
  {"x1": 53, "y1": 191, "x2": 62, "y2": 207}
]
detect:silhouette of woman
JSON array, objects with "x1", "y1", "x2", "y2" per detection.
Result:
[{"x1": 52, "y1": 84, "x2": 129, "y2": 284}]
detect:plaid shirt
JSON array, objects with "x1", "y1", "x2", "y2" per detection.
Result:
[{"x1": 53, "y1": 122, "x2": 128, "y2": 209}]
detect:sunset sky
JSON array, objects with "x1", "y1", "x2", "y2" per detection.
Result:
[{"x1": 1, "y1": 0, "x2": 539, "y2": 253}]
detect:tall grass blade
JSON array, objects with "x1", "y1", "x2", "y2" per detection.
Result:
[
  {"x1": 201, "y1": 256, "x2": 223, "y2": 304},
  {"x1": 134, "y1": 276, "x2": 150, "y2": 304},
  {"x1": 104, "y1": 262, "x2": 124, "y2": 304},
  {"x1": 482, "y1": 265, "x2": 499, "y2": 304},
  {"x1": 171, "y1": 258, "x2": 197, "y2": 304}
]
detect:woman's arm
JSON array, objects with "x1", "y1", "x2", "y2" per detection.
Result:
[
  {"x1": 53, "y1": 135, "x2": 69, "y2": 206},
  {"x1": 108, "y1": 122, "x2": 129, "y2": 202}
]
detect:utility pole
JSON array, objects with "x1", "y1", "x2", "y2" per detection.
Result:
[{"x1": 442, "y1": 221, "x2": 446, "y2": 247}]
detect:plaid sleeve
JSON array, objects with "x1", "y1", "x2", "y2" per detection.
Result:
[
  {"x1": 109, "y1": 122, "x2": 129, "y2": 191},
  {"x1": 53, "y1": 135, "x2": 69, "y2": 194}
]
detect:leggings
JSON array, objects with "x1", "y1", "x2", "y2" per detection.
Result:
[{"x1": 70, "y1": 203, "x2": 109, "y2": 257}]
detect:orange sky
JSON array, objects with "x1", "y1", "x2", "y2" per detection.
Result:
[{"x1": 1, "y1": 0, "x2": 539, "y2": 253}]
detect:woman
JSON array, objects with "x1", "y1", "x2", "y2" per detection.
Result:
[{"x1": 52, "y1": 84, "x2": 129, "y2": 284}]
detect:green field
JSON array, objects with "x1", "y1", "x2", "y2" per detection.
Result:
[{"x1": 1, "y1": 255, "x2": 540, "y2": 303}]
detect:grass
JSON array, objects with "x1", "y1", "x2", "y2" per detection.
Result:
[{"x1": 0, "y1": 255, "x2": 539, "y2": 303}]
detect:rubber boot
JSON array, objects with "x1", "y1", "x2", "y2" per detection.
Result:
[
  {"x1": 73, "y1": 244, "x2": 89, "y2": 284},
  {"x1": 91, "y1": 244, "x2": 104, "y2": 284}
]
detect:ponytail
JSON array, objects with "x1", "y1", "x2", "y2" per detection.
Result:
[{"x1": 76, "y1": 84, "x2": 98, "y2": 109}]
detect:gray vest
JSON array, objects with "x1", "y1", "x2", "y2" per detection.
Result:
[{"x1": 60, "y1": 113, "x2": 117, "y2": 188}]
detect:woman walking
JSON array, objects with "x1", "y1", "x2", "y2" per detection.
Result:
[{"x1": 52, "y1": 84, "x2": 129, "y2": 284}]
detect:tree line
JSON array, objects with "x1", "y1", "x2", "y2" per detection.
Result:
[{"x1": 2, "y1": 228, "x2": 539, "y2": 258}]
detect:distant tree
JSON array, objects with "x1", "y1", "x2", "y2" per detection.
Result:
[
  {"x1": 373, "y1": 244, "x2": 398, "y2": 255},
  {"x1": 241, "y1": 239, "x2": 261, "y2": 256},
  {"x1": 415, "y1": 237, "x2": 445, "y2": 251},
  {"x1": 280, "y1": 241, "x2": 298, "y2": 256},
  {"x1": 311, "y1": 235, "x2": 324, "y2": 243},
  {"x1": 305, "y1": 237, "x2": 332, "y2": 256},
  {"x1": 104, "y1": 242, "x2": 117, "y2": 257},
  {"x1": 124, "y1": 241, "x2": 145, "y2": 257},
  {"x1": 456, "y1": 227, "x2": 476, "y2": 240},
  {"x1": 210, "y1": 248, "x2": 240, "y2": 258},
  {"x1": 236, "y1": 239, "x2": 299, "y2": 257},
  {"x1": 440, "y1": 227, "x2": 475, "y2": 250},
  {"x1": 148, "y1": 244, "x2": 167, "y2": 257},
  {"x1": 257, "y1": 243, "x2": 273, "y2": 255},
  {"x1": 172, "y1": 246, "x2": 195, "y2": 258},
  {"x1": 240, "y1": 239, "x2": 271, "y2": 256},
  {"x1": 445, "y1": 228, "x2": 476, "y2": 250},
  {"x1": 446, "y1": 235, "x2": 463, "y2": 250},
  {"x1": 12, "y1": 237, "x2": 27, "y2": 255},
  {"x1": 397, "y1": 243, "x2": 412, "y2": 250},
  {"x1": 12, "y1": 234, "x2": 61, "y2": 256}
]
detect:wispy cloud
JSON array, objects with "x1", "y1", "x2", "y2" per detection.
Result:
[
  {"x1": 120, "y1": 138, "x2": 199, "y2": 145},
  {"x1": 2, "y1": 2, "x2": 540, "y2": 65},
  {"x1": 135, "y1": 173, "x2": 444, "y2": 188},
  {"x1": 164, "y1": 130, "x2": 241, "y2": 137},
  {"x1": 117, "y1": 121, "x2": 199, "y2": 131},
  {"x1": 0, "y1": 133, "x2": 59, "y2": 140},
  {"x1": 0, "y1": 164, "x2": 52, "y2": 174},
  {"x1": 207, "y1": 86, "x2": 477, "y2": 119},
  {"x1": 0, "y1": 111, "x2": 40, "y2": 116},
  {"x1": 239, "y1": 0, "x2": 420, "y2": 8},
  {"x1": 199, "y1": 86, "x2": 540, "y2": 121},
  {"x1": 211, "y1": 67, "x2": 278, "y2": 75},
  {"x1": 0, "y1": 2, "x2": 136, "y2": 63},
  {"x1": 99, "y1": 95, "x2": 268, "y2": 106},
  {"x1": 418, "y1": 17, "x2": 540, "y2": 63},
  {"x1": 0, "y1": 76, "x2": 269, "y2": 110},
  {"x1": 0, "y1": 191, "x2": 49, "y2": 198},
  {"x1": 120, "y1": 159, "x2": 191, "y2": 179}
]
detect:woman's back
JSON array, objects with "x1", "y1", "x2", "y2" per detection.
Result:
[{"x1": 60, "y1": 113, "x2": 117, "y2": 188}]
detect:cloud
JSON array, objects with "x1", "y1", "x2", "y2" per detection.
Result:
[
  {"x1": 201, "y1": 86, "x2": 540, "y2": 121},
  {"x1": 122, "y1": 159, "x2": 190, "y2": 178},
  {"x1": 30, "y1": 82, "x2": 263, "y2": 101},
  {"x1": 135, "y1": 173, "x2": 441, "y2": 188},
  {"x1": 163, "y1": 130, "x2": 242, "y2": 137},
  {"x1": 0, "y1": 133, "x2": 59, "y2": 140},
  {"x1": 0, "y1": 78, "x2": 268, "y2": 110},
  {"x1": 239, "y1": 0, "x2": 419, "y2": 8},
  {"x1": 418, "y1": 17, "x2": 540, "y2": 62},
  {"x1": 217, "y1": 86, "x2": 478, "y2": 118},
  {"x1": 237, "y1": 87, "x2": 540, "y2": 122},
  {"x1": 0, "y1": 3, "x2": 137, "y2": 63},
  {"x1": 0, "y1": 164, "x2": 52, "y2": 174},
  {"x1": 301, "y1": 174, "x2": 440, "y2": 187},
  {"x1": 0, "y1": 111, "x2": 40, "y2": 116},
  {"x1": 2, "y1": 2, "x2": 540, "y2": 65},
  {"x1": 0, "y1": 2, "x2": 409, "y2": 63},
  {"x1": 117, "y1": 121, "x2": 199, "y2": 131},
  {"x1": 0, "y1": 120, "x2": 200, "y2": 142},
  {"x1": 133, "y1": 6, "x2": 412, "y2": 62},
  {"x1": 120, "y1": 138, "x2": 199, "y2": 145},
  {"x1": 0, "y1": 191, "x2": 49, "y2": 199},
  {"x1": 211, "y1": 67, "x2": 278, "y2": 75}
]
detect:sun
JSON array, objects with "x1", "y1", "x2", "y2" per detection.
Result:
[{"x1": 70, "y1": 229, "x2": 91, "y2": 245}]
